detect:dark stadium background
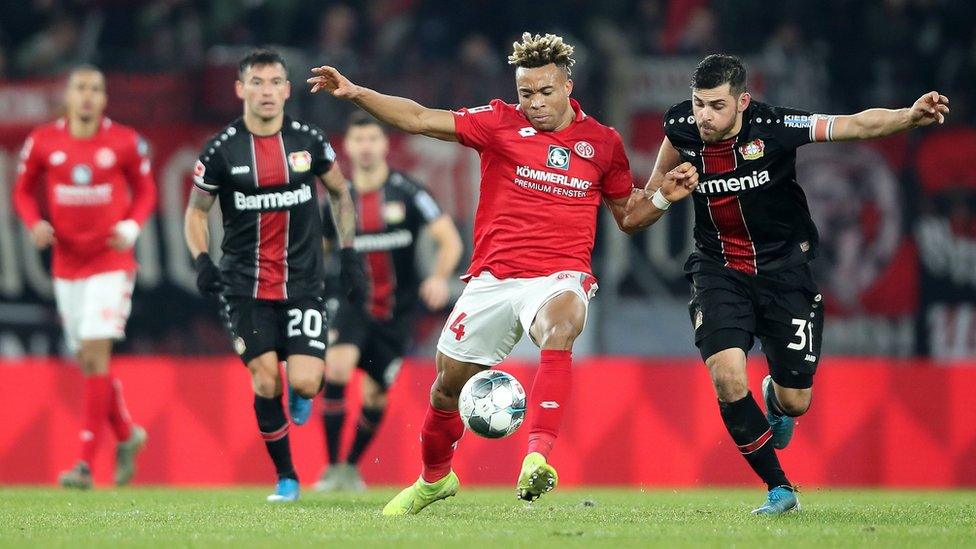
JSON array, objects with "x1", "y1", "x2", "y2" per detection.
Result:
[{"x1": 1, "y1": 1, "x2": 974, "y2": 487}]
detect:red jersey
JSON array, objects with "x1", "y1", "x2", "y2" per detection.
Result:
[
  {"x1": 452, "y1": 99, "x2": 634, "y2": 280},
  {"x1": 13, "y1": 118, "x2": 157, "y2": 279}
]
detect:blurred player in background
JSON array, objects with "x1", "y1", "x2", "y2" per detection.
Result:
[
  {"x1": 315, "y1": 112, "x2": 462, "y2": 492},
  {"x1": 183, "y1": 49, "x2": 365, "y2": 502},
  {"x1": 626, "y1": 54, "x2": 949, "y2": 514},
  {"x1": 310, "y1": 32, "x2": 695, "y2": 514},
  {"x1": 12, "y1": 66, "x2": 155, "y2": 489}
]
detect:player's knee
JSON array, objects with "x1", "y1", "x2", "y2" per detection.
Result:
[
  {"x1": 325, "y1": 362, "x2": 353, "y2": 383},
  {"x1": 707, "y1": 360, "x2": 748, "y2": 402},
  {"x1": 538, "y1": 320, "x2": 581, "y2": 349},
  {"x1": 251, "y1": 372, "x2": 280, "y2": 398},
  {"x1": 76, "y1": 346, "x2": 107, "y2": 375},
  {"x1": 289, "y1": 372, "x2": 323, "y2": 399},
  {"x1": 781, "y1": 401, "x2": 809, "y2": 416},
  {"x1": 429, "y1": 378, "x2": 460, "y2": 410},
  {"x1": 363, "y1": 390, "x2": 387, "y2": 409},
  {"x1": 776, "y1": 391, "x2": 812, "y2": 416}
]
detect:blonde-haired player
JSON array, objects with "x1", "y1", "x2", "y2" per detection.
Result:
[{"x1": 310, "y1": 33, "x2": 696, "y2": 513}]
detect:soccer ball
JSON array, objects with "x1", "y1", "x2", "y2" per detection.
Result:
[{"x1": 458, "y1": 370, "x2": 526, "y2": 439}]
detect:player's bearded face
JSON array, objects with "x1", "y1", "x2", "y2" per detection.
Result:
[
  {"x1": 237, "y1": 63, "x2": 291, "y2": 121},
  {"x1": 515, "y1": 64, "x2": 574, "y2": 132},
  {"x1": 65, "y1": 70, "x2": 107, "y2": 122},
  {"x1": 344, "y1": 125, "x2": 389, "y2": 170},
  {"x1": 692, "y1": 84, "x2": 750, "y2": 143}
]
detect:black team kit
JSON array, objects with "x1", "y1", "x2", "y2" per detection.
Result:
[
  {"x1": 665, "y1": 98, "x2": 828, "y2": 492},
  {"x1": 320, "y1": 170, "x2": 444, "y2": 468},
  {"x1": 193, "y1": 115, "x2": 337, "y2": 483}
]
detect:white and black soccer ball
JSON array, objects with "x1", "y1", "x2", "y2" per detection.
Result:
[{"x1": 458, "y1": 370, "x2": 526, "y2": 439}]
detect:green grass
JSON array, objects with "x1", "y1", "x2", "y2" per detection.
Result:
[{"x1": 0, "y1": 487, "x2": 973, "y2": 547}]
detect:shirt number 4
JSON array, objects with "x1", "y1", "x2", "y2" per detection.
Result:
[{"x1": 448, "y1": 312, "x2": 468, "y2": 341}]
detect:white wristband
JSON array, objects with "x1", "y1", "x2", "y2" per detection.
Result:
[
  {"x1": 650, "y1": 188, "x2": 672, "y2": 211},
  {"x1": 114, "y1": 219, "x2": 141, "y2": 247}
]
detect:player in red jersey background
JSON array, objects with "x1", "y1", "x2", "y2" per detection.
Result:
[
  {"x1": 310, "y1": 33, "x2": 697, "y2": 514},
  {"x1": 12, "y1": 66, "x2": 156, "y2": 489}
]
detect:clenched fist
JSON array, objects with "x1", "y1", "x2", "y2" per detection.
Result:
[{"x1": 653, "y1": 162, "x2": 699, "y2": 203}]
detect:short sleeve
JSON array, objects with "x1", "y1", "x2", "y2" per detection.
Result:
[
  {"x1": 312, "y1": 132, "x2": 337, "y2": 176},
  {"x1": 16, "y1": 133, "x2": 44, "y2": 180},
  {"x1": 194, "y1": 138, "x2": 226, "y2": 194},
  {"x1": 601, "y1": 131, "x2": 635, "y2": 200},
  {"x1": 662, "y1": 101, "x2": 695, "y2": 146},
  {"x1": 121, "y1": 132, "x2": 157, "y2": 225},
  {"x1": 770, "y1": 106, "x2": 836, "y2": 150},
  {"x1": 452, "y1": 99, "x2": 507, "y2": 151},
  {"x1": 125, "y1": 134, "x2": 153, "y2": 177}
]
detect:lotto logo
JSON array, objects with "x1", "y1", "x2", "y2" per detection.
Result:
[
  {"x1": 546, "y1": 145, "x2": 571, "y2": 170},
  {"x1": 540, "y1": 401, "x2": 560, "y2": 409}
]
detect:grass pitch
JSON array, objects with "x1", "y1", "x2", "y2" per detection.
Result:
[{"x1": 0, "y1": 487, "x2": 973, "y2": 547}]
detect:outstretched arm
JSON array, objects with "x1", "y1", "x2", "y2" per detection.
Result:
[
  {"x1": 308, "y1": 66, "x2": 458, "y2": 142},
  {"x1": 826, "y1": 91, "x2": 949, "y2": 141}
]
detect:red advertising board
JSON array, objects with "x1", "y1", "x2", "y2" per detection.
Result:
[{"x1": 1, "y1": 357, "x2": 973, "y2": 487}]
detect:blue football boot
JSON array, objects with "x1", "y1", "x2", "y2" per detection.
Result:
[
  {"x1": 752, "y1": 486, "x2": 799, "y2": 515},
  {"x1": 762, "y1": 375, "x2": 795, "y2": 450},
  {"x1": 267, "y1": 477, "x2": 300, "y2": 502},
  {"x1": 288, "y1": 384, "x2": 313, "y2": 426}
]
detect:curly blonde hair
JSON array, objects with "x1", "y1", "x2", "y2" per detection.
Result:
[{"x1": 507, "y1": 32, "x2": 575, "y2": 76}]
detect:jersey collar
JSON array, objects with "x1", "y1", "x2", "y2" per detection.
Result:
[
  {"x1": 569, "y1": 98, "x2": 587, "y2": 122},
  {"x1": 56, "y1": 116, "x2": 111, "y2": 136}
]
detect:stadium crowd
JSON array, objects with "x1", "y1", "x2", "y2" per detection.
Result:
[{"x1": 2, "y1": 0, "x2": 973, "y2": 129}]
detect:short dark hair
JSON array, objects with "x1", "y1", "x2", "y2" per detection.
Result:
[
  {"x1": 691, "y1": 54, "x2": 747, "y2": 95},
  {"x1": 238, "y1": 48, "x2": 288, "y2": 80},
  {"x1": 346, "y1": 111, "x2": 385, "y2": 133},
  {"x1": 65, "y1": 64, "x2": 105, "y2": 91}
]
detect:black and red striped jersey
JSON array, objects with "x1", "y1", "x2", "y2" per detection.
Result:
[
  {"x1": 322, "y1": 170, "x2": 443, "y2": 320},
  {"x1": 664, "y1": 99, "x2": 833, "y2": 276},
  {"x1": 193, "y1": 116, "x2": 336, "y2": 299}
]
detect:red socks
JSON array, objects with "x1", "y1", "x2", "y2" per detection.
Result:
[
  {"x1": 418, "y1": 349, "x2": 572, "y2": 482},
  {"x1": 80, "y1": 375, "x2": 112, "y2": 465},
  {"x1": 80, "y1": 374, "x2": 135, "y2": 467},
  {"x1": 107, "y1": 376, "x2": 133, "y2": 442},
  {"x1": 420, "y1": 405, "x2": 464, "y2": 483},
  {"x1": 527, "y1": 350, "x2": 572, "y2": 459}
]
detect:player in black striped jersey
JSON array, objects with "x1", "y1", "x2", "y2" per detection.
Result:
[
  {"x1": 183, "y1": 49, "x2": 366, "y2": 502},
  {"x1": 315, "y1": 113, "x2": 462, "y2": 492},
  {"x1": 624, "y1": 54, "x2": 949, "y2": 514}
]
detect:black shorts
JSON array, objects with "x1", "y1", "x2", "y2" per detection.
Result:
[
  {"x1": 687, "y1": 261, "x2": 823, "y2": 389},
  {"x1": 331, "y1": 301, "x2": 409, "y2": 391},
  {"x1": 223, "y1": 296, "x2": 328, "y2": 365}
]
